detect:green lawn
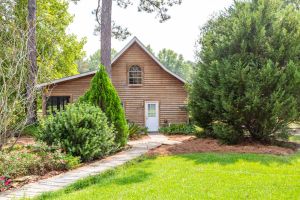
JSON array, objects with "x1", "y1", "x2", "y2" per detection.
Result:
[
  {"x1": 290, "y1": 135, "x2": 300, "y2": 143},
  {"x1": 33, "y1": 153, "x2": 300, "y2": 200}
]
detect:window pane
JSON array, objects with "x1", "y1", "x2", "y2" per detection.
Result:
[
  {"x1": 148, "y1": 104, "x2": 156, "y2": 117},
  {"x1": 129, "y1": 65, "x2": 142, "y2": 84}
]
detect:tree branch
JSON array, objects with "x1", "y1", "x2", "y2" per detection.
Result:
[{"x1": 138, "y1": 0, "x2": 182, "y2": 22}]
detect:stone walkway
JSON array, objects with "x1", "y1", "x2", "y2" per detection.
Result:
[{"x1": 0, "y1": 134, "x2": 178, "y2": 200}]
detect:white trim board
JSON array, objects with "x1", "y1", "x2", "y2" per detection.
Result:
[{"x1": 36, "y1": 37, "x2": 186, "y2": 89}]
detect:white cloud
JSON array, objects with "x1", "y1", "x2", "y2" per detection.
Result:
[{"x1": 68, "y1": 0, "x2": 233, "y2": 61}]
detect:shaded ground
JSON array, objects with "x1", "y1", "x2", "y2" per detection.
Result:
[
  {"x1": 148, "y1": 135, "x2": 297, "y2": 156},
  {"x1": 11, "y1": 171, "x2": 63, "y2": 189},
  {"x1": 15, "y1": 137, "x2": 36, "y2": 145},
  {"x1": 4, "y1": 136, "x2": 36, "y2": 148}
]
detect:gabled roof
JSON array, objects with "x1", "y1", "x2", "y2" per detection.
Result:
[{"x1": 37, "y1": 37, "x2": 186, "y2": 88}]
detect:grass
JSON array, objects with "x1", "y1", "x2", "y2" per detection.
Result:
[
  {"x1": 22, "y1": 124, "x2": 39, "y2": 137},
  {"x1": 31, "y1": 153, "x2": 300, "y2": 200},
  {"x1": 290, "y1": 135, "x2": 300, "y2": 143}
]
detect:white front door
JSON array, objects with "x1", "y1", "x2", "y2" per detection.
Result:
[{"x1": 145, "y1": 101, "x2": 159, "y2": 132}]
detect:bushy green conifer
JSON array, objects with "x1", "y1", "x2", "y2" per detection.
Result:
[
  {"x1": 190, "y1": 0, "x2": 300, "y2": 143},
  {"x1": 80, "y1": 65, "x2": 128, "y2": 147}
]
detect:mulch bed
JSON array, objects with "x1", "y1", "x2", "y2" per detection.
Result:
[
  {"x1": 10, "y1": 171, "x2": 64, "y2": 189},
  {"x1": 148, "y1": 136, "x2": 298, "y2": 156},
  {"x1": 15, "y1": 137, "x2": 36, "y2": 146},
  {"x1": 2, "y1": 135, "x2": 298, "y2": 193}
]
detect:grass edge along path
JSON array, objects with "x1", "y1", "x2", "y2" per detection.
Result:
[{"x1": 29, "y1": 152, "x2": 300, "y2": 200}]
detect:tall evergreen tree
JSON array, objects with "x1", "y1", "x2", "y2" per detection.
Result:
[
  {"x1": 190, "y1": 0, "x2": 300, "y2": 143},
  {"x1": 80, "y1": 65, "x2": 128, "y2": 147}
]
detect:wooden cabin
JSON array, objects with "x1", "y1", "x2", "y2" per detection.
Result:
[{"x1": 38, "y1": 37, "x2": 188, "y2": 132}]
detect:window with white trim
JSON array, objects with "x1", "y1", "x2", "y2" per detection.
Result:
[{"x1": 128, "y1": 65, "x2": 142, "y2": 85}]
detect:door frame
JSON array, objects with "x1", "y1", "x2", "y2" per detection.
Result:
[{"x1": 144, "y1": 101, "x2": 160, "y2": 132}]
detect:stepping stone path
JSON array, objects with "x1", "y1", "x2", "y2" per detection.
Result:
[{"x1": 0, "y1": 134, "x2": 178, "y2": 200}]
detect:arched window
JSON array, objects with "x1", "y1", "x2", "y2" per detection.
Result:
[{"x1": 128, "y1": 65, "x2": 142, "y2": 85}]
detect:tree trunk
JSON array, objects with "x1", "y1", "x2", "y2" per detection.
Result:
[
  {"x1": 101, "y1": 0, "x2": 112, "y2": 77},
  {"x1": 26, "y1": 0, "x2": 38, "y2": 124}
]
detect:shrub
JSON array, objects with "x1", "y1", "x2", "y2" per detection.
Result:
[
  {"x1": 38, "y1": 103, "x2": 116, "y2": 162},
  {"x1": 190, "y1": 0, "x2": 300, "y2": 144},
  {"x1": 159, "y1": 124, "x2": 197, "y2": 135},
  {"x1": 212, "y1": 123, "x2": 244, "y2": 144},
  {"x1": 0, "y1": 143, "x2": 80, "y2": 179},
  {"x1": 79, "y1": 65, "x2": 128, "y2": 147},
  {"x1": 128, "y1": 122, "x2": 148, "y2": 138}
]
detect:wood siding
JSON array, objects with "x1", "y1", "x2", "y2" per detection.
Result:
[
  {"x1": 44, "y1": 42, "x2": 188, "y2": 127},
  {"x1": 44, "y1": 74, "x2": 94, "y2": 102},
  {"x1": 111, "y1": 43, "x2": 187, "y2": 126}
]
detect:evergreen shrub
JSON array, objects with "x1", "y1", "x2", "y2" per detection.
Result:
[
  {"x1": 159, "y1": 123, "x2": 197, "y2": 135},
  {"x1": 190, "y1": 0, "x2": 300, "y2": 144},
  {"x1": 38, "y1": 103, "x2": 116, "y2": 161},
  {"x1": 80, "y1": 65, "x2": 128, "y2": 147}
]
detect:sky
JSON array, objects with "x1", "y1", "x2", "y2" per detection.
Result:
[{"x1": 68, "y1": 0, "x2": 234, "y2": 62}]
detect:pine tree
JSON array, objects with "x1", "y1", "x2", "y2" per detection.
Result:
[
  {"x1": 80, "y1": 65, "x2": 128, "y2": 147},
  {"x1": 190, "y1": 0, "x2": 300, "y2": 144}
]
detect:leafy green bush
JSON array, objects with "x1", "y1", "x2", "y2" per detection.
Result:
[
  {"x1": 159, "y1": 124, "x2": 197, "y2": 135},
  {"x1": 0, "y1": 142, "x2": 80, "y2": 178},
  {"x1": 190, "y1": 0, "x2": 300, "y2": 144},
  {"x1": 38, "y1": 103, "x2": 116, "y2": 162},
  {"x1": 79, "y1": 65, "x2": 128, "y2": 147},
  {"x1": 128, "y1": 123, "x2": 148, "y2": 138}
]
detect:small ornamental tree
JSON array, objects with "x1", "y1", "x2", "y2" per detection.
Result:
[
  {"x1": 190, "y1": 0, "x2": 300, "y2": 144},
  {"x1": 80, "y1": 65, "x2": 128, "y2": 147}
]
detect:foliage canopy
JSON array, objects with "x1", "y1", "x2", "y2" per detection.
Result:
[
  {"x1": 158, "y1": 48, "x2": 194, "y2": 81},
  {"x1": 0, "y1": 0, "x2": 85, "y2": 147},
  {"x1": 190, "y1": 0, "x2": 300, "y2": 143},
  {"x1": 15, "y1": 0, "x2": 86, "y2": 81},
  {"x1": 78, "y1": 49, "x2": 118, "y2": 73}
]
